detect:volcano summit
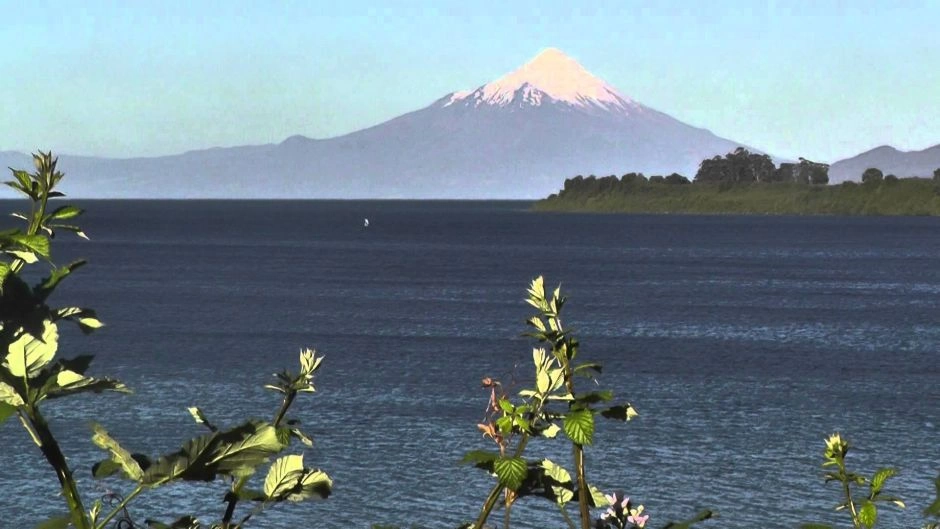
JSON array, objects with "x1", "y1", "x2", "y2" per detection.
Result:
[{"x1": 2, "y1": 48, "x2": 754, "y2": 198}]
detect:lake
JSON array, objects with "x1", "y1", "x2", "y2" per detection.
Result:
[{"x1": 1, "y1": 200, "x2": 938, "y2": 529}]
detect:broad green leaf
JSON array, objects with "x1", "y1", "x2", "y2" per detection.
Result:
[
  {"x1": 36, "y1": 260, "x2": 85, "y2": 300},
  {"x1": 143, "y1": 421, "x2": 285, "y2": 485},
  {"x1": 46, "y1": 205, "x2": 83, "y2": 221},
  {"x1": 497, "y1": 397, "x2": 514, "y2": 414},
  {"x1": 55, "y1": 370, "x2": 84, "y2": 386},
  {"x1": 858, "y1": 501, "x2": 877, "y2": 528},
  {"x1": 31, "y1": 515, "x2": 72, "y2": 529},
  {"x1": 563, "y1": 409, "x2": 594, "y2": 445},
  {"x1": 6, "y1": 321, "x2": 58, "y2": 378},
  {"x1": 9, "y1": 233, "x2": 49, "y2": 259},
  {"x1": 292, "y1": 468, "x2": 332, "y2": 501},
  {"x1": 0, "y1": 381, "x2": 24, "y2": 407},
  {"x1": 264, "y1": 454, "x2": 305, "y2": 498},
  {"x1": 206, "y1": 421, "x2": 286, "y2": 477},
  {"x1": 536, "y1": 422, "x2": 561, "y2": 438},
  {"x1": 588, "y1": 485, "x2": 609, "y2": 507},
  {"x1": 7, "y1": 250, "x2": 37, "y2": 263},
  {"x1": 91, "y1": 423, "x2": 144, "y2": 481},
  {"x1": 870, "y1": 467, "x2": 897, "y2": 495},
  {"x1": 262, "y1": 454, "x2": 332, "y2": 502},
  {"x1": 0, "y1": 261, "x2": 9, "y2": 283},
  {"x1": 46, "y1": 375, "x2": 129, "y2": 400},
  {"x1": 493, "y1": 456, "x2": 527, "y2": 491},
  {"x1": 540, "y1": 459, "x2": 571, "y2": 484}
]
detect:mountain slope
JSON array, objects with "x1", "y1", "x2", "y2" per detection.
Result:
[
  {"x1": 829, "y1": 144, "x2": 940, "y2": 183},
  {"x1": 2, "y1": 48, "x2": 756, "y2": 199}
]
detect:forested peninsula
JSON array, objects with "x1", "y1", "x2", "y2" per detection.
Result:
[{"x1": 533, "y1": 148, "x2": 940, "y2": 215}]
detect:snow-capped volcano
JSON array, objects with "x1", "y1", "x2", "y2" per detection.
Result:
[
  {"x1": 441, "y1": 48, "x2": 641, "y2": 114},
  {"x1": 1, "y1": 48, "x2": 762, "y2": 199}
]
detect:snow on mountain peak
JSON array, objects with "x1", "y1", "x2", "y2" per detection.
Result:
[{"x1": 443, "y1": 48, "x2": 638, "y2": 113}]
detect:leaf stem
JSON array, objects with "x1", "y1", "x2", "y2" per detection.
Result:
[{"x1": 28, "y1": 406, "x2": 90, "y2": 529}]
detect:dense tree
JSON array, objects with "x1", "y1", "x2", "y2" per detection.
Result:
[
  {"x1": 934, "y1": 168, "x2": 940, "y2": 181},
  {"x1": 885, "y1": 174, "x2": 899, "y2": 184},
  {"x1": 862, "y1": 167, "x2": 884, "y2": 184},
  {"x1": 648, "y1": 175, "x2": 665, "y2": 184},
  {"x1": 800, "y1": 158, "x2": 830, "y2": 185},
  {"x1": 664, "y1": 173, "x2": 691, "y2": 185},
  {"x1": 694, "y1": 147, "x2": 775, "y2": 184}
]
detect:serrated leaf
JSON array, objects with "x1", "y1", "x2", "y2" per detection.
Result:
[
  {"x1": 6, "y1": 321, "x2": 58, "y2": 378},
  {"x1": 858, "y1": 501, "x2": 877, "y2": 529},
  {"x1": 91, "y1": 423, "x2": 144, "y2": 481},
  {"x1": 494, "y1": 456, "x2": 527, "y2": 491},
  {"x1": 264, "y1": 454, "x2": 305, "y2": 498},
  {"x1": 540, "y1": 459, "x2": 571, "y2": 484},
  {"x1": 563, "y1": 409, "x2": 594, "y2": 445},
  {"x1": 0, "y1": 381, "x2": 24, "y2": 407},
  {"x1": 870, "y1": 467, "x2": 897, "y2": 495}
]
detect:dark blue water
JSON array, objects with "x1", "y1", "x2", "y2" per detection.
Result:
[{"x1": 1, "y1": 200, "x2": 938, "y2": 529}]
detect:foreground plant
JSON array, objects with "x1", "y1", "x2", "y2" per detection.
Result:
[
  {"x1": 462, "y1": 277, "x2": 712, "y2": 529},
  {"x1": 801, "y1": 433, "x2": 904, "y2": 529},
  {"x1": 0, "y1": 153, "x2": 331, "y2": 529}
]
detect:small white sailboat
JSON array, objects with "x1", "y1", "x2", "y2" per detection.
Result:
[{"x1": 363, "y1": 218, "x2": 370, "y2": 228}]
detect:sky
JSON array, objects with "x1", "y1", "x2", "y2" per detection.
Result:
[{"x1": 1, "y1": 0, "x2": 938, "y2": 163}]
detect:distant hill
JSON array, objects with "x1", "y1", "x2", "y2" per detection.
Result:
[
  {"x1": 1, "y1": 48, "x2": 759, "y2": 199},
  {"x1": 829, "y1": 144, "x2": 940, "y2": 183}
]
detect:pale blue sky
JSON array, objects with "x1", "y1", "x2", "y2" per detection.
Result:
[{"x1": 1, "y1": 1, "x2": 937, "y2": 162}]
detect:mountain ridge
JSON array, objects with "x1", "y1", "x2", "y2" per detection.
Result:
[{"x1": 2, "y1": 49, "x2": 764, "y2": 198}]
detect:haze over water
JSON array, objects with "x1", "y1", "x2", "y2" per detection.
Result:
[{"x1": 0, "y1": 200, "x2": 937, "y2": 528}]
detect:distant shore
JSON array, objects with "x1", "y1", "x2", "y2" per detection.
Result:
[{"x1": 533, "y1": 178, "x2": 940, "y2": 216}]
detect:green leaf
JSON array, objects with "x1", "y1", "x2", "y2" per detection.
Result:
[
  {"x1": 601, "y1": 404, "x2": 639, "y2": 421},
  {"x1": 46, "y1": 205, "x2": 83, "y2": 221},
  {"x1": 540, "y1": 458, "x2": 571, "y2": 484},
  {"x1": 35, "y1": 261, "x2": 83, "y2": 300},
  {"x1": 141, "y1": 420, "x2": 286, "y2": 485},
  {"x1": 461, "y1": 450, "x2": 498, "y2": 472},
  {"x1": 0, "y1": 381, "x2": 24, "y2": 407},
  {"x1": 0, "y1": 402, "x2": 16, "y2": 425},
  {"x1": 46, "y1": 375, "x2": 129, "y2": 400},
  {"x1": 31, "y1": 515, "x2": 72, "y2": 529},
  {"x1": 925, "y1": 475, "x2": 940, "y2": 517},
  {"x1": 6, "y1": 321, "x2": 58, "y2": 378},
  {"x1": 289, "y1": 427, "x2": 313, "y2": 447},
  {"x1": 264, "y1": 454, "x2": 305, "y2": 498},
  {"x1": 8, "y1": 233, "x2": 49, "y2": 260},
  {"x1": 7, "y1": 250, "x2": 37, "y2": 263},
  {"x1": 187, "y1": 406, "x2": 218, "y2": 432},
  {"x1": 858, "y1": 501, "x2": 877, "y2": 529},
  {"x1": 563, "y1": 409, "x2": 594, "y2": 445},
  {"x1": 91, "y1": 423, "x2": 144, "y2": 481},
  {"x1": 497, "y1": 397, "x2": 514, "y2": 414},
  {"x1": 536, "y1": 422, "x2": 561, "y2": 438},
  {"x1": 870, "y1": 467, "x2": 897, "y2": 495},
  {"x1": 262, "y1": 454, "x2": 332, "y2": 502},
  {"x1": 573, "y1": 390, "x2": 613, "y2": 406},
  {"x1": 493, "y1": 456, "x2": 527, "y2": 491}
]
